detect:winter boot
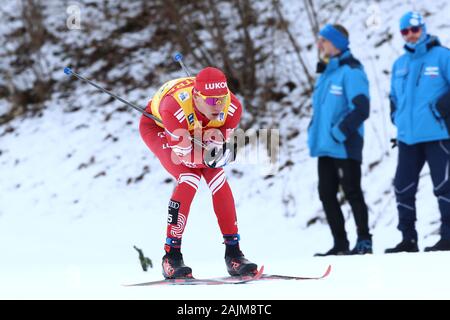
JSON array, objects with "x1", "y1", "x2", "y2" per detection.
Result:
[
  {"x1": 350, "y1": 238, "x2": 373, "y2": 255},
  {"x1": 314, "y1": 239, "x2": 349, "y2": 257},
  {"x1": 223, "y1": 234, "x2": 258, "y2": 276},
  {"x1": 350, "y1": 239, "x2": 373, "y2": 255},
  {"x1": 424, "y1": 238, "x2": 450, "y2": 252},
  {"x1": 162, "y1": 238, "x2": 192, "y2": 279},
  {"x1": 385, "y1": 238, "x2": 419, "y2": 253}
]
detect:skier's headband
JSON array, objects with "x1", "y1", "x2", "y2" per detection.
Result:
[{"x1": 318, "y1": 24, "x2": 349, "y2": 51}]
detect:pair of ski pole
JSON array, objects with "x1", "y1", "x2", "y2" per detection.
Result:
[{"x1": 63, "y1": 52, "x2": 206, "y2": 149}]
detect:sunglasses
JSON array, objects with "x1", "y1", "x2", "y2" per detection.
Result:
[
  {"x1": 400, "y1": 26, "x2": 421, "y2": 36},
  {"x1": 194, "y1": 90, "x2": 229, "y2": 107}
]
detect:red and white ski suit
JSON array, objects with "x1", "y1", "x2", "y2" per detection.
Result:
[{"x1": 139, "y1": 77, "x2": 242, "y2": 244}]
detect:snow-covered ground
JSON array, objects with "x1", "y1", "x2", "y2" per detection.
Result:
[
  {"x1": 1, "y1": 191, "x2": 449, "y2": 300},
  {"x1": 1, "y1": 0, "x2": 450, "y2": 299},
  {"x1": 1, "y1": 95, "x2": 449, "y2": 300}
]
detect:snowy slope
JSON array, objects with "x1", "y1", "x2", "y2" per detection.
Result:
[
  {"x1": 1, "y1": 0, "x2": 450, "y2": 299},
  {"x1": 1, "y1": 82, "x2": 449, "y2": 300}
]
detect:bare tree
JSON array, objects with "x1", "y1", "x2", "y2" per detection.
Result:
[
  {"x1": 304, "y1": 0, "x2": 320, "y2": 41},
  {"x1": 0, "y1": 0, "x2": 54, "y2": 124},
  {"x1": 272, "y1": 0, "x2": 314, "y2": 91}
]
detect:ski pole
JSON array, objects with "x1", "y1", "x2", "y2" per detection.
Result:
[
  {"x1": 173, "y1": 52, "x2": 192, "y2": 77},
  {"x1": 63, "y1": 67, "x2": 206, "y2": 149},
  {"x1": 63, "y1": 67, "x2": 161, "y2": 123}
]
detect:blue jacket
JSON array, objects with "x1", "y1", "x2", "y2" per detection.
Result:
[
  {"x1": 390, "y1": 35, "x2": 450, "y2": 145},
  {"x1": 308, "y1": 50, "x2": 370, "y2": 162}
]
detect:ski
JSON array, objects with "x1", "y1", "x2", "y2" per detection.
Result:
[
  {"x1": 214, "y1": 264, "x2": 331, "y2": 282},
  {"x1": 124, "y1": 265, "x2": 264, "y2": 286},
  {"x1": 124, "y1": 265, "x2": 331, "y2": 286},
  {"x1": 260, "y1": 264, "x2": 331, "y2": 281}
]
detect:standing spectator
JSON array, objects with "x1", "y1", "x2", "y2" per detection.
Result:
[
  {"x1": 308, "y1": 24, "x2": 372, "y2": 256},
  {"x1": 385, "y1": 12, "x2": 450, "y2": 253}
]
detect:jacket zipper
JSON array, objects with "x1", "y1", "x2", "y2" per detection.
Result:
[
  {"x1": 409, "y1": 62, "x2": 424, "y2": 140},
  {"x1": 416, "y1": 63, "x2": 424, "y2": 87}
]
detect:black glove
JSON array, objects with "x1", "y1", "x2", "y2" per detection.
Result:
[
  {"x1": 390, "y1": 138, "x2": 397, "y2": 149},
  {"x1": 203, "y1": 142, "x2": 236, "y2": 168}
]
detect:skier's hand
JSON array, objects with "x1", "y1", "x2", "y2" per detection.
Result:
[{"x1": 203, "y1": 142, "x2": 234, "y2": 168}]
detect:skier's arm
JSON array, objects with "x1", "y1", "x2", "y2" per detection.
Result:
[{"x1": 159, "y1": 96, "x2": 196, "y2": 164}]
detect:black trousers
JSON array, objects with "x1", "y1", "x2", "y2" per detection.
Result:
[{"x1": 318, "y1": 157, "x2": 371, "y2": 244}]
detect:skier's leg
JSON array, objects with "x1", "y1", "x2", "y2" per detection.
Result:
[
  {"x1": 201, "y1": 168, "x2": 238, "y2": 235},
  {"x1": 140, "y1": 116, "x2": 199, "y2": 277},
  {"x1": 160, "y1": 170, "x2": 199, "y2": 278},
  {"x1": 202, "y1": 167, "x2": 257, "y2": 276},
  {"x1": 140, "y1": 115, "x2": 200, "y2": 244}
]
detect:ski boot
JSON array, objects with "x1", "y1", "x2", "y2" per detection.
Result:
[
  {"x1": 223, "y1": 234, "x2": 258, "y2": 276},
  {"x1": 162, "y1": 238, "x2": 192, "y2": 279}
]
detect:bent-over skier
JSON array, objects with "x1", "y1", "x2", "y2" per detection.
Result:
[{"x1": 139, "y1": 67, "x2": 257, "y2": 279}]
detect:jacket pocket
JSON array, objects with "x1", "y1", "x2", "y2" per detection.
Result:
[
  {"x1": 393, "y1": 73, "x2": 407, "y2": 108},
  {"x1": 429, "y1": 102, "x2": 442, "y2": 119},
  {"x1": 428, "y1": 103, "x2": 446, "y2": 131}
]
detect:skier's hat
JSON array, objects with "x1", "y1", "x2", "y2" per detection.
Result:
[
  {"x1": 400, "y1": 11, "x2": 425, "y2": 31},
  {"x1": 194, "y1": 67, "x2": 229, "y2": 97}
]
